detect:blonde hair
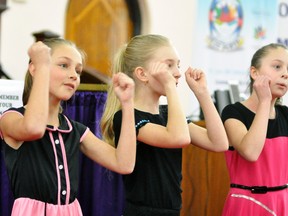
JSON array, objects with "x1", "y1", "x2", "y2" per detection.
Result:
[
  {"x1": 100, "y1": 34, "x2": 170, "y2": 146},
  {"x1": 22, "y1": 38, "x2": 86, "y2": 108}
]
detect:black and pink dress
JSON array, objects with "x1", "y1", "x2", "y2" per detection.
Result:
[
  {"x1": 0, "y1": 107, "x2": 89, "y2": 216},
  {"x1": 221, "y1": 102, "x2": 288, "y2": 216}
]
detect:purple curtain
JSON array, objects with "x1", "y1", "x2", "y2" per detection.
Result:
[
  {"x1": 0, "y1": 90, "x2": 125, "y2": 216},
  {"x1": 0, "y1": 153, "x2": 13, "y2": 216}
]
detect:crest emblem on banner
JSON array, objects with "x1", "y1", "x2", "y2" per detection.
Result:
[{"x1": 208, "y1": 0, "x2": 243, "y2": 51}]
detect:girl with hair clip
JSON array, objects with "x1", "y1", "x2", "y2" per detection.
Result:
[
  {"x1": 221, "y1": 43, "x2": 288, "y2": 215},
  {"x1": 101, "y1": 34, "x2": 228, "y2": 216},
  {"x1": 0, "y1": 38, "x2": 136, "y2": 216}
]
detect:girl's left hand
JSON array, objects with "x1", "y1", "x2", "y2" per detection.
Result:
[
  {"x1": 112, "y1": 72, "x2": 135, "y2": 103},
  {"x1": 185, "y1": 67, "x2": 207, "y2": 94}
]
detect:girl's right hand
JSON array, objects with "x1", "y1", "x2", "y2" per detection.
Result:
[
  {"x1": 149, "y1": 61, "x2": 175, "y2": 87},
  {"x1": 253, "y1": 75, "x2": 272, "y2": 102}
]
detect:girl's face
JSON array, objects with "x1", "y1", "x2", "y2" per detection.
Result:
[
  {"x1": 49, "y1": 44, "x2": 83, "y2": 102},
  {"x1": 145, "y1": 45, "x2": 181, "y2": 96},
  {"x1": 258, "y1": 47, "x2": 288, "y2": 98}
]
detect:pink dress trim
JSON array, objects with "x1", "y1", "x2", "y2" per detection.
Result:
[{"x1": 11, "y1": 198, "x2": 83, "y2": 216}]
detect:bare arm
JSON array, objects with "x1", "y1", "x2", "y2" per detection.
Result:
[
  {"x1": 137, "y1": 62, "x2": 191, "y2": 148},
  {"x1": 185, "y1": 68, "x2": 228, "y2": 152},
  {"x1": 0, "y1": 42, "x2": 51, "y2": 148},
  {"x1": 81, "y1": 72, "x2": 136, "y2": 174},
  {"x1": 226, "y1": 75, "x2": 271, "y2": 161}
]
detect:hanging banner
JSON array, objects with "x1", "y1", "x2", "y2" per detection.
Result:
[
  {"x1": 277, "y1": 0, "x2": 288, "y2": 105},
  {"x1": 191, "y1": 0, "x2": 278, "y2": 96},
  {"x1": 278, "y1": 0, "x2": 288, "y2": 46},
  {"x1": 0, "y1": 80, "x2": 24, "y2": 115}
]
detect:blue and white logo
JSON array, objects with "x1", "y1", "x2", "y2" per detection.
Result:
[{"x1": 208, "y1": 0, "x2": 243, "y2": 51}]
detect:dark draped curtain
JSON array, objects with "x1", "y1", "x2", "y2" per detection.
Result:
[
  {"x1": 0, "y1": 91, "x2": 125, "y2": 216},
  {"x1": 0, "y1": 152, "x2": 13, "y2": 216}
]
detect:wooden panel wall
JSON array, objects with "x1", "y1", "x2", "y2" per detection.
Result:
[
  {"x1": 65, "y1": 0, "x2": 133, "y2": 77},
  {"x1": 181, "y1": 121, "x2": 230, "y2": 216}
]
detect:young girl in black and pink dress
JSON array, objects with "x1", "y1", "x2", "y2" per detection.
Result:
[
  {"x1": 221, "y1": 43, "x2": 288, "y2": 215},
  {"x1": 0, "y1": 38, "x2": 136, "y2": 216}
]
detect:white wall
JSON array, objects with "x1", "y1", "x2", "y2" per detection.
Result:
[
  {"x1": 146, "y1": 0, "x2": 199, "y2": 118},
  {"x1": 1, "y1": 0, "x2": 68, "y2": 80}
]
